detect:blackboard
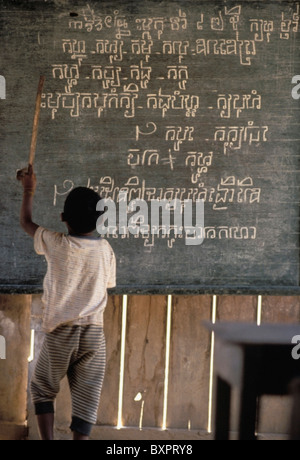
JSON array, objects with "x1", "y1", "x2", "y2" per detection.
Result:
[{"x1": 1, "y1": 0, "x2": 300, "y2": 294}]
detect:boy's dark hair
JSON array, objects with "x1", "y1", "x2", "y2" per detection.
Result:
[{"x1": 63, "y1": 187, "x2": 103, "y2": 234}]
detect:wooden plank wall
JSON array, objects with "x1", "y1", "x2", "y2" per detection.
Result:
[
  {"x1": 0, "y1": 295, "x2": 31, "y2": 440},
  {"x1": 28, "y1": 294, "x2": 300, "y2": 438}
]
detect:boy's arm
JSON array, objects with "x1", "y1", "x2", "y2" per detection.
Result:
[{"x1": 17, "y1": 164, "x2": 39, "y2": 238}]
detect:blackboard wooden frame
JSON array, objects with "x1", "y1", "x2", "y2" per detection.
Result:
[{"x1": 1, "y1": 284, "x2": 300, "y2": 296}]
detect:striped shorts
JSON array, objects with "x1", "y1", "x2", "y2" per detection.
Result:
[{"x1": 31, "y1": 324, "x2": 106, "y2": 436}]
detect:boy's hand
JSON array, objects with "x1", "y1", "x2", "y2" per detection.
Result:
[
  {"x1": 17, "y1": 164, "x2": 37, "y2": 195},
  {"x1": 18, "y1": 164, "x2": 39, "y2": 237}
]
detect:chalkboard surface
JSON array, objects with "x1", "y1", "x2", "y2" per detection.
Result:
[{"x1": 1, "y1": 0, "x2": 300, "y2": 294}]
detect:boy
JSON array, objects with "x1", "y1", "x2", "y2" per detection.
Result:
[{"x1": 17, "y1": 164, "x2": 116, "y2": 440}]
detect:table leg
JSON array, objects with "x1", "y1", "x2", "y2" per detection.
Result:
[
  {"x1": 215, "y1": 375, "x2": 231, "y2": 440},
  {"x1": 238, "y1": 384, "x2": 258, "y2": 441}
]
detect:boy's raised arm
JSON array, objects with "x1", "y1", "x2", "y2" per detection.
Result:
[{"x1": 17, "y1": 164, "x2": 39, "y2": 237}]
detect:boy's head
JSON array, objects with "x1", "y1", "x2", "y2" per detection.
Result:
[{"x1": 62, "y1": 187, "x2": 102, "y2": 235}]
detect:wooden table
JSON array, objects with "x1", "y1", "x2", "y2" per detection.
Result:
[{"x1": 204, "y1": 322, "x2": 300, "y2": 440}]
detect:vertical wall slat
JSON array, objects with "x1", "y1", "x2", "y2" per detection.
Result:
[
  {"x1": 97, "y1": 295, "x2": 123, "y2": 426},
  {"x1": 217, "y1": 295, "x2": 258, "y2": 323},
  {"x1": 167, "y1": 295, "x2": 212, "y2": 431},
  {"x1": 122, "y1": 295, "x2": 167, "y2": 428},
  {"x1": 216, "y1": 295, "x2": 258, "y2": 434},
  {"x1": 0, "y1": 294, "x2": 31, "y2": 438},
  {"x1": 261, "y1": 296, "x2": 300, "y2": 324}
]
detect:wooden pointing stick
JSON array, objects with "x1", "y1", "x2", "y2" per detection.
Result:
[
  {"x1": 29, "y1": 75, "x2": 45, "y2": 166},
  {"x1": 17, "y1": 75, "x2": 45, "y2": 179}
]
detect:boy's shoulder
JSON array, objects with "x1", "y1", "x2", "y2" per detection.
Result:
[
  {"x1": 97, "y1": 237, "x2": 115, "y2": 254},
  {"x1": 34, "y1": 226, "x2": 58, "y2": 238},
  {"x1": 35, "y1": 227, "x2": 115, "y2": 255},
  {"x1": 35, "y1": 226, "x2": 65, "y2": 242},
  {"x1": 34, "y1": 226, "x2": 64, "y2": 255}
]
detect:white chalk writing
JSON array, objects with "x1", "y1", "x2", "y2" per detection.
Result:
[
  {"x1": 42, "y1": 2, "x2": 300, "y2": 249},
  {"x1": 0, "y1": 75, "x2": 6, "y2": 99}
]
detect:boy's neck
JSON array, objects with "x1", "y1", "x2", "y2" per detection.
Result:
[
  {"x1": 66, "y1": 223, "x2": 94, "y2": 238},
  {"x1": 69, "y1": 231, "x2": 94, "y2": 237}
]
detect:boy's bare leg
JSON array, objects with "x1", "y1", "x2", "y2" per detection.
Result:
[
  {"x1": 37, "y1": 413, "x2": 54, "y2": 440},
  {"x1": 73, "y1": 431, "x2": 89, "y2": 441}
]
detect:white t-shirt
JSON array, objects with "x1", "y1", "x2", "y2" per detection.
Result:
[{"x1": 34, "y1": 227, "x2": 116, "y2": 332}]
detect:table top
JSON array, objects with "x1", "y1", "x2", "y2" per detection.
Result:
[{"x1": 203, "y1": 321, "x2": 300, "y2": 346}]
